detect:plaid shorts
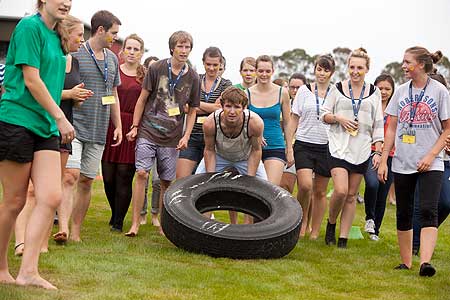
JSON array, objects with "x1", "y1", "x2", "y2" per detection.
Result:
[{"x1": 135, "y1": 138, "x2": 178, "y2": 181}]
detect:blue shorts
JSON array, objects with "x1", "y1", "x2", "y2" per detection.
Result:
[
  {"x1": 262, "y1": 148, "x2": 286, "y2": 163},
  {"x1": 178, "y1": 133, "x2": 204, "y2": 164},
  {"x1": 195, "y1": 154, "x2": 268, "y2": 180}
]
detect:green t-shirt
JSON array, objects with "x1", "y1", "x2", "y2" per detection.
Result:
[
  {"x1": 234, "y1": 83, "x2": 246, "y2": 91},
  {"x1": 0, "y1": 14, "x2": 66, "y2": 138}
]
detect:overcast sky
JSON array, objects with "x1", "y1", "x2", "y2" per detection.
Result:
[{"x1": 69, "y1": 0, "x2": 450, "y2": 83}]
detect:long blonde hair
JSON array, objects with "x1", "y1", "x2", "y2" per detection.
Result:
[{"x1": 56, "y1": 15, "x2": 83, "y2": 54}]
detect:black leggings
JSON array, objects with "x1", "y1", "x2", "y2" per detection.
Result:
[
  {"x1": 394, "y1": 171, "x2": 442, "y2": 231},
  {"x1": 101, "y1": 161, "x2": 135, "y2": 230}
]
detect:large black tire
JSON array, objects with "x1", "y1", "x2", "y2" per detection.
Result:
[{"x1": 162, "y1": 172, "x2": 302, "y2": 259}]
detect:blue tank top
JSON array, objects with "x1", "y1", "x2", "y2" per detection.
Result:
[{"x1": 248, "y1": 87, "x2": 285, "y2": 150}]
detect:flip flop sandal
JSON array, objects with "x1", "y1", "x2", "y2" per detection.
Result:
[{"x1": 14, "y1": 242, "x2": 24, "y2": 257}]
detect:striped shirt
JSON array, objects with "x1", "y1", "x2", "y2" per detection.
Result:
[
  {"x1": 192, "y1": 74, "x2": 232, "y2": 135},
  {"x1": 321, "y1": 82, "x2": 384, "y2": 165},
  {"x1": 292, "y1": 84, "x2": 333, "y2": 145},
  {"x1": 72, "y1": 45, "x2": 120, "y2": 144},
  {"x1": 0, "y1": 64, "x2": 5, "y2": 85}
]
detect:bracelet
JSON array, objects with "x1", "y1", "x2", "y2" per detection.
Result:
[
  {"x1": 130, "y1": 124, "x2": 139, "y2": 130},
  {"x1": 373, "y1": 151, "x2": 382, "y2": 156}
]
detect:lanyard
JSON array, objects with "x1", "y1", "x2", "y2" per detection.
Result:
[
  {"x1": 85, "y1": 41, "x2": 108, "y2": 84},
  {"x1": 314, "y1": 84, "x2": 330, "y2": 120},
  {"x1": 408, "y1": 77, "x2": 430, "y2": 127},
  {"x1": 348, "y1": 81, "x2": 366, "y2": 121},
  {"x1": 168, "y1": 59, "x2": 186, "y2": 97},
  {"x1": 203, "y1": 76, "x2": 220, "y2": 102}
]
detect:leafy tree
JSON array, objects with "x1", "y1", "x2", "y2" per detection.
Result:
[
  {"x1": 272, "y1": 47, "x2": 352, "y2": 83},
  {"x1": 331, "y1": 47, "x2": 352, "y2": 82},
  {"x1": 272, "y1": 48, "x2": 315, "y2": 81},
  {"x1": 381, "y1": 62, "x2": 405, "y2": 85},
  {"x1": 381, "y1": 54, "x2": 450, "y2": 87}
]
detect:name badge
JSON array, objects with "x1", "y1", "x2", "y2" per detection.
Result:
[
  {"x1": 168, "y1": 106, "x2": 181, "y2": 117},
  {"x1": 347, "y1": 129, "x2": 358, "y2": 136},
  {"x1": 196, "y1": 116, "x2": 207, "y2": 124},
  {"x1": 102, "y1": 95, "x2": 116, "y2": 105},
  {"x1": 402, "y1": 134, "x2": 416, "y2": 144}
]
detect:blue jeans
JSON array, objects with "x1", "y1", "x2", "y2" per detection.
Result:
[
  {"x1": 413, "y1": 161, "x2": 450, "y2": 250},
  {"x1": 363, "y1": 156, "x2": 393, "y2": 235}
]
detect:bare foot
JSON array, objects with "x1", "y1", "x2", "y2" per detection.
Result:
[
  {"x1": 40, "y1": 248, "x2": 49, "y2": 254},
  {"x1": 70, "y1": 236, "x2": 82, "y2": 243},
  {"x1": 158, "y1": 227, "x2": 165, "y2": 237},
  {"x1": 139, "y1": 215, "x2": 147, "y2": 225},
  {"x1": 151, "y1": 215, "x2": 160, "y2": 227},
  {"x1": 0, "y1": 270, "x2": 15, "y2": 285},
  {"x1": 16, "y1": 273, "x2": 57, "y2": 290}
]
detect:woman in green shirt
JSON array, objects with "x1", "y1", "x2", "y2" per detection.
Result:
[{"x1": 0, "y1": 0, "x2": 73, "y2": 290}]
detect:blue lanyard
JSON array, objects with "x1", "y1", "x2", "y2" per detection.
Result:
[
  {"x1": 168, "y1": 59, "x2": 186, "y2": 97},
  {"x1": 203, "y1": 76, "x2": 220, "y2": 102},
  {"x1": 408, "y1": 77, "x2": 430, "y2": 127},
  {"x1": 85, "y1": 41, "x2": 108, "y2": 84},
  {"x1": 348, "y1": 81, "x2": 366, "y2": 121},
  {"x1": 314, "y1": 84, "x2": 330, "y2": 120}
]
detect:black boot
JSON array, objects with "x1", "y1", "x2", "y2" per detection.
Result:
[
  {"x1": 325, "y1": 220, "x2": 336, "y2": 245},
  {"x1": 337, "y1": 237, "x2": 348, "y2": 248}
]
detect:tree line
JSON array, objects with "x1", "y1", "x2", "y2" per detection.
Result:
[{"x1": 272, "y1": 47, "x2": 450, "y2": 86}]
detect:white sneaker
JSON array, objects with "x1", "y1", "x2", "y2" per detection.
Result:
[
  {"x1": 364, "y1": 219, "x2": 375, "y2": 234},
  {"x1": 357, "y1": 194, "x2": 364, "y2": 204},
  {"x1": 369, "y1": 234, "x2": 379, "y2": 241}
]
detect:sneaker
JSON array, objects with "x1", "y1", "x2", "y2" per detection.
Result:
[
  {"x1": 325, "y1": 220, "x2": 336, "y2": 245},
  {"x1": 337, "y1": 237, "x2": 347, "y2": 248},
  {"x1": 369, "y1": 234, "x2": 379, "y2": 241},
  {"x1": 394, "y1": 263, "x2": 410, "y2": 270},
  {"x1": 357, "y1": 194, "x2": 364, "y2": 204},
  {"x1": 364, "y1": 219, "x2": 376, "y2": 234},
  {"x1": 419, "y1": 262, "x2": 436, "y2": 277}
]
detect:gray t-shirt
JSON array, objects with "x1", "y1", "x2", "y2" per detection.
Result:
[
  {"x1": 138, "y1": 59, "x2": 200, "y2": 147},
  {"x1": 386, "y1": 78, "x2": 450, "y2": 174},
  {"x1": 72, "y1": 45, "x2": 120, "y2": 144}
]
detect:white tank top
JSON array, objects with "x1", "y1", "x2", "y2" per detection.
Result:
[{"x1": 214, "y1": 109, "x2": 251, "y2": 162}]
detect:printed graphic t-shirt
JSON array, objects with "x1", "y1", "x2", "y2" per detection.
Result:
[
  {"x1": 385, "y1": 78, "x2": 450, "y2": 174},
  {"x1": 139, "y1": 59, "x2": 200, "y2": 147}
]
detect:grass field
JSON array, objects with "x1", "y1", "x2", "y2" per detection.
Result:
[{"x1": 0, "y1": 179, "x2": 449, "y2": 300}]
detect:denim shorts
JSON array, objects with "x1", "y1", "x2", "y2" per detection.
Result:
[
  {"x1": 178, "y1": 133, "x2": 204, "y2": 164},
  {"x1": 262, "y1": 148, "x2": 286, "y2": 163}
]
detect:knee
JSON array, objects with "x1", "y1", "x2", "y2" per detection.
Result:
[
  {"x1": 78, "y1": 176, "x2": 93, "y2": 192},
  {"x1": 396, "y1": 210, "x2": 413, "y2": 230},
  {"x1": 314, "y1": 189, "x2": 327, "y2": 200},
  {"x1": 333, "y1": 188, "x2": 348, "y2": 201},
  {"x1": 421, "y1": 206, "x2": 438, "y2": 228},
  {"x1": 63, "y1": 170, "x2": 80, "y2": 187},
  {"x1": 298, "y1": 182, "x2": 313, "y2": 194},
  {"x1": 136, "y1": 170, "x2": 149, "y2": 181},
  {"x1": 8, "y1": 195, "x2": 27, "y2": 215}
]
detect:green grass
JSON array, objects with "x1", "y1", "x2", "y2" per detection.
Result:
[{"x1": 1, "y1": 180, "x2": 449, "y2": 300}]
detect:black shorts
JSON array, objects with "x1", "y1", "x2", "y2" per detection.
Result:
[
  {"x1": 328, "y1": 151, "x2": 369, "y2": 175},
  {"x1": 178, "y1": 133, "x2": 204, "y2": 164},
  {"x1": 294, "y1": 140, "x2": 331, "y2": 177},
  {"x1": 0, "y1": 120, "x2": 59, "y2": 163}
]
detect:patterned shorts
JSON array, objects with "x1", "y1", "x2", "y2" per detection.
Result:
[{"x1": 135, "y1": 138, "x2": 178, "y2": 181}]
